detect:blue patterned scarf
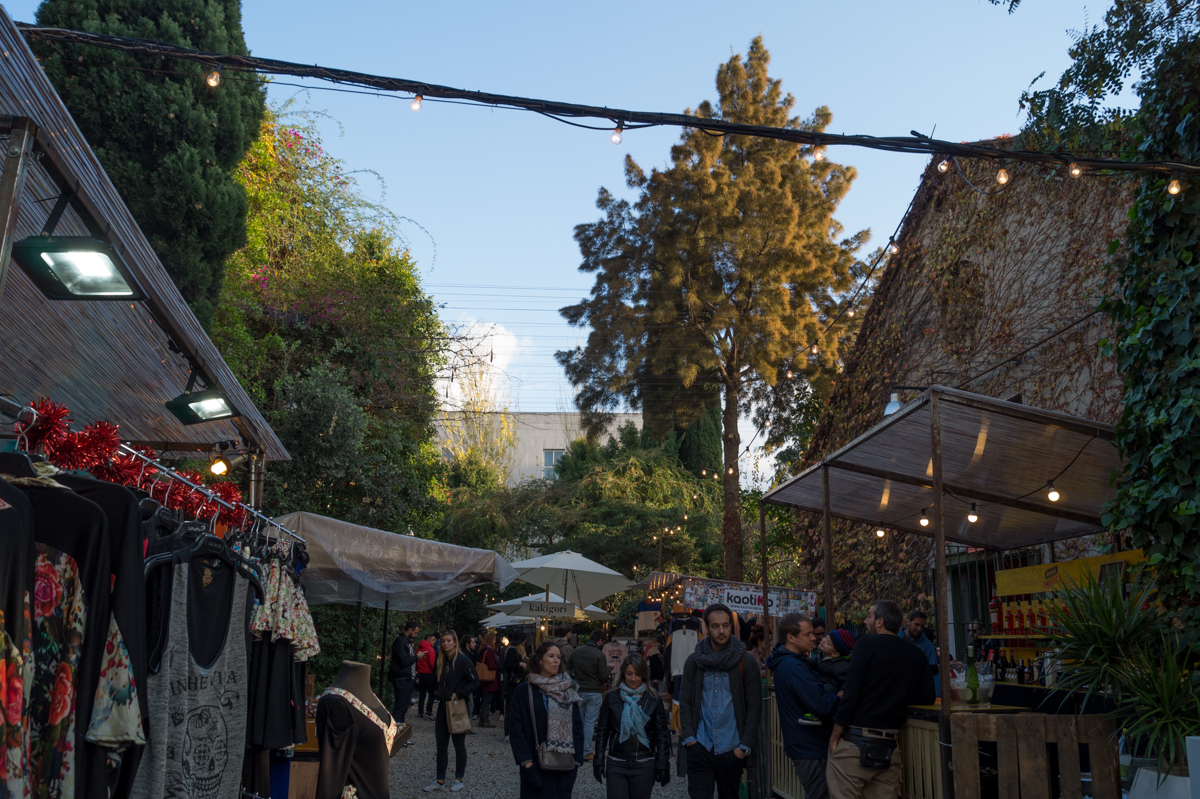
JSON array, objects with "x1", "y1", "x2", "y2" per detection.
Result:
[{"x1": 618, "y1": 683, "x2": 650, "y2": 747}]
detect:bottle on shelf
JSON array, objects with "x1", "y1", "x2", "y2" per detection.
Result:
[
  {"x1": 1016, "y1": 658, "x2": 1026, "y2": 685},
  {"x1": 1036, "y1": 600, "x2": 1048, "y2": 631},
  {"x1": 966, "y1": 645, "x2": 980, "y2": 706},
  {"x1": 1015, "y1": 602, "x2": 1027, "y2": 636},
  {"x1": 990, "y1": 588, "x2": 1002, "y2": 634},
  {"x1": 1024, "y1": 659, "x2": 1034, "y2": 685},
  {"x1": 1026, "y1": 604, "x2": 1037, "y2": 635},
  {"x1": 1004, "y1": 605, "x2": 1014, "y2": 634}
]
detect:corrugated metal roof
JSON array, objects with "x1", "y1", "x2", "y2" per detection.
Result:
[
  {"x1": 0, "y1": 8, "x2": 286, "y2": 461},
  {"x1": 763, "y1": 386, "x2": 1122, "y2": 549}
]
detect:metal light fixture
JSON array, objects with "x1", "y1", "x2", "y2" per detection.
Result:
[
  {"x1": 210, "y1": 452, "x2": 247, "y2": 476},
  {"x1": 11, "y1": 236, "x2": 143, "y2": 300},
  {"x1": 166, "y1": 370, "x2": 239, "y2": 425},
  {"x1": 884, "y1": 392, "x2": 903, "y2": 416}
]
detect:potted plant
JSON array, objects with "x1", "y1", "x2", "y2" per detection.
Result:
[{"x1": 1046, "y1": 569, "x2": 1199, "y2": 798}]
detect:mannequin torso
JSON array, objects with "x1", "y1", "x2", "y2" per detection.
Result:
[{"x1": 328, "y1": 660, "x2": 390, "y2": 720}]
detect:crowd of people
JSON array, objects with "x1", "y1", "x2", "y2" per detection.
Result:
[{"x1": 382, "y1": 598, "x2": 938, "y2": 799}]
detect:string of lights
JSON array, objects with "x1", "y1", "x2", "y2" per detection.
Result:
[{"x1": 16, "y1": 22, "x2": 1200, "y2": 178}]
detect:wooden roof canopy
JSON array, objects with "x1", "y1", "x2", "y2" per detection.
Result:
[
  {"x1": 0, "y1": 9, "x2": 286, "y2": 461},
  {"x1": 762, "y1": 386, "x2": 1122, "y2": 550}
]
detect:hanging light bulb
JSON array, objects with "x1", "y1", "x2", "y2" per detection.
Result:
[
  {"x1": 1047, "y1": 481, "x2": 1060, "y2": 502},
  {"x1": 692, "y1": 493, "x2": 698, "y2": 500},
  {"x1": 701, "y1": 469, "x2": 707, "y2": 476},
  {"x1": 410, "y1": 94, "x2": 423, "y2": 111},
  {"x1": 765, "y1": 419, "x2": 771, "y2": 427},
  {"x1": 205, "y1": 70, "x2": 221, "y2": 88},
  {"x1": 996, "y1": 168, "x2": 1010, "y2": 185},
  {"x1": 919, "y1": 509, "x2": 930, "y2": 527},
  {"x1": 812, "y1": 148, "x2": 825, "y2": 161},
  {"x1": 1068, "y1": 163, "x2": 1082, "y2": 178},
  {"x1": 727, "y1": 467, "x2": 734, "y2": 475},
  {"x1": 847, "y1": 307, "x2": 855, "y2": 317},
  {"x1": 786, "y1": 370, "x2": 794, "y2": 379},
  {"x1": 968, "y1": 503, "x2": 978, "y2": 523},
  {"x1": 683, "y1": 513, "x2": 688, "y2": 520},
  {"x1": 811, "y1": 344, "x2": 820, "y2": 355},
  {"x1": 888, "y1": 243, "x2": 900, "y2": 255},
  {"x1": 713, "y1": 473, "x2": 719, "y2": 480},
  {"x1": 1168, "y1": 179, "x2": 1182, "y2": 195},
  {"x1": 937, "y1": 160, "x2": 950, "y2": 173},
  {"x1": 611, "y1": 126, "x2": 624, "y2": 145},
  {"x1": 876, "y1": 528, "x2": 885, "y2": 538}
]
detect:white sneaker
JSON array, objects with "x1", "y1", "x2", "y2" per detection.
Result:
[
  {"x1": 450, "y1": 781, "x2": 465, "y2": 792},
  {"x1": 423, "y1": 781, "x2": 446, "y2": 792}
]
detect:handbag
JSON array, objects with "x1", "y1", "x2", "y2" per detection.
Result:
[
  {"x1": 446, "y1": 694, "x2": 472, "y2": 734},
  {"x1": 476, "y1": 657, "x2": 496, "y2": 683},
  {"x1": 526, "y1": 686, "x2": 576, "y2": 772}
]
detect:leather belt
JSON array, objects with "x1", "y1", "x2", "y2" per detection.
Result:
[{"x1": 849, "y1": 727, "x2": 899, "y2": 740}]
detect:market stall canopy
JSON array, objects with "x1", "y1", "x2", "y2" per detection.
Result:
[
  {"x1": 511, "y1": 550, "x2": 637, "y2": 608},
  {"x1": 479, "y1": 613, "x2": 537, "y2": 628},
  {"x1": 0, "y1": 8, "x2": 285, "y2": 460},
  {"x1": 277, "y1": 512, "x2": 519, "y2": 611},
  {"x1": 762, "y1": 386, "x2": 1123, "y2": 549},
  {"x1": 487, "y1": 592, "x2": 615, "y2": 622}
]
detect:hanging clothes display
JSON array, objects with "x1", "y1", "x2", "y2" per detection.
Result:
[{"x1": 314, "y1": 664, "x2": 396, "y2": 799}]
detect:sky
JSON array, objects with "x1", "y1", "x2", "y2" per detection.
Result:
[{"x1": 8, "y1": 0, "x2": 1114, "y2": 483}]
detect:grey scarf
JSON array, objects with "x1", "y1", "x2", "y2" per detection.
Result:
[{"x1": 694, "y1": 636, "x2": 747, "y2": 672}]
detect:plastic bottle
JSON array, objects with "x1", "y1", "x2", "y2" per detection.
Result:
[{"x1": 966, "y1": 645, "x2": 979, "y2": 706}]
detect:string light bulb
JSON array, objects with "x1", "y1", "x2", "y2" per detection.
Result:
[
  {"x1": 411, "y1": 94, "x2": 423, "y2": 111},
  {"x1": 812, "y1": 148, "x2": 825, "y2": 161},
  {"x1": 811, "y1": 344, "x2": 819, "y2": 355},
  {"x1": 937, "y1": 160, "x2": 950, "y2": 173},
  {"x1": 968, "y1": 503, "x2": 978, "y2": 523},
  {"x1": 876, "y1": 528, "x2": 885, "y2": 538},
  {"x1": 611, "y1": 125, "x2": 623, "y2": 145},
  {"x1": 727, "y1": 467, "x2": 734, "y2": 475},
  {"x1": 847, "y1": 307, "x2": 855, "y2": 317},
  {"x1": 683, "y1": 513, "x2": 688, "y2": 520},
  {"x1": 1068, "y1": 163, "x2": 1082, "y2": 178},
  {"x1": 205, "y1": 70, "x2": 221, "y2": 88},
  {"x1": 1047, "y1": 481, "x2": 1060, "y2": 502},
  {"x1": 701, "y1": 469, "x2": 707, "y2": 476},
  {"x1": 919, "y1": 509, "x2": 930, "y2": 527},
  {"x1": 786, "y1": 370, "x2": 794, "y2": 379},
  {"x1": 996, "y1": 168, "x2": 1010, "y2": 185},
  {"x1": 1168, "y1": 179, "x2": 1182, "y2": 195},
  {"x1": 888, "y1": 243, "x2": 899, "y2": 255}
]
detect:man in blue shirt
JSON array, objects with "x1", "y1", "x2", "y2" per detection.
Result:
[
  {"x1": 678, "y1": 603, "x2": 762, "y2": 799},
  {"x1": 766, "y1": 614, "x2": 839, "y2": 799},
  {"x1": 897, "y1": 610, "x2": 939, "y2": 695}
]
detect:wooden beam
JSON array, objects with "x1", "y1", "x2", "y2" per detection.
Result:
[
  {"x1": 0, "y1": 117, "x2": 35, "y2": 303},
  {"x1": 930, "y1": 392, "x2": 952, "y2": 719},
  {"x1": 822, "y1": 465, "x2": 834, "y2": 625},
  {"x1": 934, "y1": 386, "x2": 1115, "y2": 441}
]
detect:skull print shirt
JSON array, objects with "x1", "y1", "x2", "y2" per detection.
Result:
[{"x1": 130, "y1": 561, "x2": 249, "y2": 799}]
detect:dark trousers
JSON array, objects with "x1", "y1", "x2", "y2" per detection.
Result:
[
  {"x1": 606, "y1": 756, "x2": 656, "y2": 799},
  {"x1": 792, "y1": 757, "x2": 829, "y2": 799},
  {"x1": 418, "y1": 673, "x2": 437, "y2": 717},
  {"x1": 479, "y1": 689, "x2": 498, "y2": 725},
  {"x1": 504, "y1": 683, "x2": 517, "y2": 736},
  {"x1": 434, "y1": 704, "x2": 467, "y2": 780},
  {"x1": 685, "y1": 746, "x2": 743, "y2": 799},
  {"x1": 519, "y1": 765, "x2": 577, "y2": 799},
  {"x1": 392, "y1": 679, "x2": 413, "y2": 723}
]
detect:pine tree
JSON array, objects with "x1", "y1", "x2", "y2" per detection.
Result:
[
  {"x1": 558, "y1": 37, "x2": 866, "y2": 580},
  {"x1": 33, "y1": 0, "x2": 265, "y2": 327}
]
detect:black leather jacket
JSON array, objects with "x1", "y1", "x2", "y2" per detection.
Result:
[{"x1": 593, "y1": 688, "x2": 669, "y2": 771}]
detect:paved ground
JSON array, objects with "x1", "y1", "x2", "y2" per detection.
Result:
[{"x1": 388, "y1": 711, "x2": 689, "y2": 799}]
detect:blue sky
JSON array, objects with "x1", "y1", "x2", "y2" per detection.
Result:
[{"x1": 10, "y1": 0, "x2": 1115, "y2": 481}]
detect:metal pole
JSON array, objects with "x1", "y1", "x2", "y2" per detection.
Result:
[
  {"x1": 353, "y1": 599, "x2": 364, "y2": 662},
  {"x1": 759, "y1": 504, "x2": 770, "y2": 637},
  {"x1": 0, "y1": 119, "x2": 37, "y2": 303},
  {"x1": 930, "y1": 391, "x2": 955, "y2": 799},
  {"x1": 822, "y1": 465, "x2": 835, "y2": 626},
  {"x1": 379, "y1": 599, "x2": 390, "y2": 695}
]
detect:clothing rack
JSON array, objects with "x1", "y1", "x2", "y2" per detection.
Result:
[{"x1": 0, "y1": 395, "x2": 304, "y2": 543}]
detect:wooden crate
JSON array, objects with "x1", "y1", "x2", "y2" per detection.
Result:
[
  {"x1": 951, "y1": 714, "x2": 1119, "y2": 799},
  {"x1": 902, "y1": 719, "x2": 943, "y2": 799}
]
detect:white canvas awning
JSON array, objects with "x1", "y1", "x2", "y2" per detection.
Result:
[
  {"x1": 487, "y1": 592, "x2": 615, "y2": 622},
  {"x1": 276, "y1": 511, "x2": 519, "y2": 611}
]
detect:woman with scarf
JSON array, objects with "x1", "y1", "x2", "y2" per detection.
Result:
[
  {"x1": 424, "y1": 630, "x2": 479, "y2": 793},
  {"x1": 509, "y1": 640, "x2": 585, "y2": 798},
  {"x1": 592, "y1": 653, "x2": 670, "y2": 799}
]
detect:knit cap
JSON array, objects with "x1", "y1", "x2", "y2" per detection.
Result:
[{"x1": 830, "y1": 628, "x2": 856, "y2": 656}]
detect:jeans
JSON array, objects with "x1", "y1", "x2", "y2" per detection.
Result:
[
  {"x1": 579, "y1": 692, "x2": 604, "y2": 757},
  {"x1": 434, "y1": 703, "x2": 468, "y2": 780},
  {"x1": 605, "y1": 757, "x2": 656, "y2": 799},
  {"x1": 685, "y1": 745, "x2": 743, "y2": 799},
  {"x1": 479, "y1": 689, "x2": 498, "y2": 725},
  {"x1": 418, "y1": 673, "x2": 437, "y2": 717},
  {"x1": 392, "y1": 679, "x2": 413, "y2": 723},
  {"x1": 792, "y1": 757, "x2": 829, "y2": 799}
]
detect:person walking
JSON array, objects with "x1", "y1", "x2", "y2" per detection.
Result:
[
  {"x1": 504, "y1": 632, "x2": 530, "y2": 737},
  {"x1": 417, "y1": 631, "x2": 439, "y2": 720},
  {"x1": 462, "y1": 636, "x2": 481, "y2": 720},
  {"x1": 552, "y1": 624, "x2": 575, "y2": 672},
  {"x1": 424, "y1": 631, "x2": 479, "y2": 793},
  {"x1": 592, "y1": 653, "x2": 670, "y2": 799},
  {"x1": 828, "y1": 600, "x2": 935, "y2": 799},
  {"x1": 766, "y1": 614, "x2": 839, "y2": 799},
  {"x1": 388, "y1": 620, "x2": 420, "y2": 724},
  {"x1": 509, "y1": 640, "x2": 585, "y2": 799},
  {"x1": 568, "y1": 629, "x2": 611, "y2": 761},
  {"x1": 478, "y1": 632, "x2": 502, "y2": 728},
  {"x1": 678, "y1": 603, "x2": 762, "y2": 799}
]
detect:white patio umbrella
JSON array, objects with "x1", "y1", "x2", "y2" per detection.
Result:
[
  {"x1": 479, "y1": 612, "x2": 537, "y2": 628},
  {"x1": 487, "y1": 592, "x2": 615, "y2": 622},
  {"x1": 510, "y1": 550, "x2": 636, "y2": 608}
]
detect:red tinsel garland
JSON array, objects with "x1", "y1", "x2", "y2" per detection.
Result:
[{"x1": 11, "y1": 396, "x2": 245, "y2": 525}]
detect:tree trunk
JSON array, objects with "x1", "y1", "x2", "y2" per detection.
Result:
[{"x1": 721, "y1": 381, "x2": 744, "y2": 581}]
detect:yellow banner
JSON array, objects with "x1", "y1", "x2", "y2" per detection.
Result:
[{"x1": 995, "y1": 549, "x2": 1144, "y2": 596}]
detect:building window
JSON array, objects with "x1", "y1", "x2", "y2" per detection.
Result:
[{"x1": 543, "y1": 449, "x2": 564, "y2": 479}]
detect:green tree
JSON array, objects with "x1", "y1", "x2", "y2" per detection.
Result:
[
  {"x1": 33, "y1": 0, "x2": 265, "y2": 327},
  {"x1": 558, "y1": 37, "x2": 865, "y2": 580}
]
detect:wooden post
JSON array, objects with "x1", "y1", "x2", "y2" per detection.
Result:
[
  {"x1": 379, "y1": 599, "x2": 390, "y2": 695},
  {"x1": 822, "y1": 464, "x2": 834, "y2": 626},
  {"x1": 353, "y1": 597, "x2": 364, "y2": 662},
  {"x1": 759, "y1": 504, "x2": 770, "y2": 637},
  {"x1": 930, "y1": 391, "x2": 955, "y2": 799},
  {"x1": 0, "y1": 119, "x2": 36, "y2": 303}
]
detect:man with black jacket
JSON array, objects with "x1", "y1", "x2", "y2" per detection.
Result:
[
  {"x1": 679, "y1": 603, "x2": 762, "y2": 799},
  {"x1": 389, "y1": 620, "x2": 420, "y2": 723},
  {"x1": 568, "y1": 629, "x2": 611, "y2": 761},
  {"x1": 827, "y1": 600, "x2": 935, "y2": 799}
]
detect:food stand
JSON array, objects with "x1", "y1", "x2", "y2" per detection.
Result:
[{"x1": 761, "y1": 386, "x2": 1126, "y2": 799}]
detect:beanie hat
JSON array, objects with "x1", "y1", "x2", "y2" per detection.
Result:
[{"x1": 830, "y1": 629, "x2": 856, "y2": 656}]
